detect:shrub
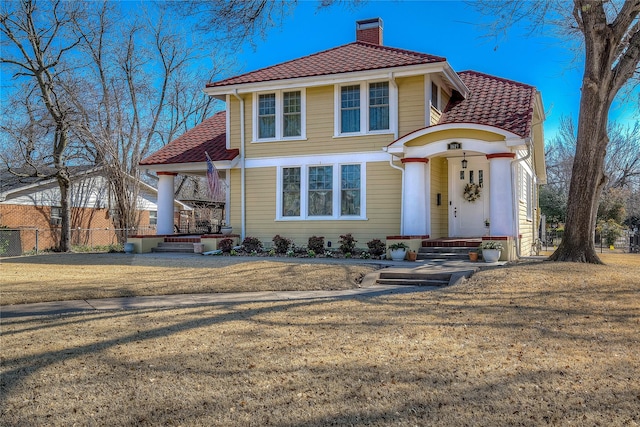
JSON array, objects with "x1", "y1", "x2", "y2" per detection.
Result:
[
  {"x1": 307, "y1": 249, "x2": 316, "y2": 258},
  {"x1": 242, "y1": 236, "x2": 263, "y2": 253},
  {"x1": 367, "y1": 239, "x2": 386, "y2": 257},
  {"x1": 308, "y1": 236, "x2": 324, "y2": 253},
  {"x1": 272, "y1": 235, "x2": 292, "y2": 254},
  {"x1": 339, "y1": 233, "x2": 357, "y2": 254},
  {"x1": 217, "y1": 238, "x2": 235, "y2": 253},
  {"x1": 598, "y1": 219, "x2": 624, "y2": 247}
]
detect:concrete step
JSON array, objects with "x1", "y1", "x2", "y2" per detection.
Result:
[
  {"x1": 376, "y1": 278, "x2": 449, "y2": 287},
  {"x1": 376, "y1": 271, "x2": 451, "y2": 287},
  {"x1": 151, "y1": 247, "x2": 195, "y2": 253}
]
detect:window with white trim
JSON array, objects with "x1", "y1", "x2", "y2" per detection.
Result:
[
  {"x1": 277, "y1": 163, "x2": 365, "y2": 220},
  {"x1": 253, "y1": 89, "x2": 305, "y2": 141},
  {"x1": 50, "y1": 206, "x2": 62, "y2": 226},
  {"x1": 335, "y1": 81, "x2": 394, "y2": 136},
  {"x1": 149, "y1": 210, "x2": 157, "y2": 225},
  {"x1": 519, "y1": 166, "x2": 533, "y2": 221}
]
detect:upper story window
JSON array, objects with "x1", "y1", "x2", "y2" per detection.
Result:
[
  {"x1": 341, "y1": 85, "x2": 361, "y2": 133},
  {"x1": 431, "y1": 82, "x2": 440, "y2": 111},
  {"x1": 253, "y1": 89, "x2": 305, "y2": 142},
  {"x1": 368, "y1": 82, "x2": 389, "y2": 131},
  {"x1": 335, "y1": 81, "x2": 395, "y2": 137}
]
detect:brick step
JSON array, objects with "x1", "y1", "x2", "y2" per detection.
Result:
[
  {"x1": 422, "y1": 240, "x2": 481, "y2": 248},
  {"x1": 419, "y1": 247, "x2": 476, "y2": 254}
]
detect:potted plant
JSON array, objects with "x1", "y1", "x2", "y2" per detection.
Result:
[
  {"x1": 388, "y1": 242, "x2": 409, "y2": 261},
  {"x1": 406, "y1": 250, "x2": 418, "y2": 262},
  {"x1": 468, "y1": 250, "x2": 479, "y2": 262},
  {"x1": 220, "y1": 222, "x2": 233, "y2": 235},
  {"x1": 479, "y1": 241, "x2": 503, "y2": 263}
]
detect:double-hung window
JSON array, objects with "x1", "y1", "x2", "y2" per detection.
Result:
[
  {"x1": 277, "y1": 163, "x2": 365, "y2": 220},
  {"x1": 308, "y1": 166, "x2": 333, "y2": 216},
  {"x1": 340, "y1": 85, "x2": 361, "y2": 133},
  {"x1": 254, "y1": 90, "x2": 304, "y2": 141},
  {"x1": 336, "y1": 81, "x2": 392, "y2": 136},
  {"x1": 431, "y1": 82, "x2": 440, "y2": 111},
  {"x1": 368, "y1": 82, "x2": 389, "y2": 131}
]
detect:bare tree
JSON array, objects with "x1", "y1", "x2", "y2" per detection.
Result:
[
  {"x1": 65, "y1": 1, "x2": 223, "y2": 241},
  {"x1": 1, "y1": 0, "x2": 85, "y2": 251},
  {"x1": 474, "y1": 0, "x2": 640, "y2": 263}
]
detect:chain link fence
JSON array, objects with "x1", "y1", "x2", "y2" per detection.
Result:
[{"x1": 0, "y1": 226, "x2": 157, "y2": 257}]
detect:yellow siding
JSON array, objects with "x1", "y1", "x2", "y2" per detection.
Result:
[
  {"x1": 242, "y1": 86, "x2": 395, "y2": 158},
  {"x1": 229, "y1": 162, "x2": 402, "y2": 248},
  {"x1": 397, "y1": 75, "x2": 425, "y2": 137},
  {"x1": 406, "y1": 129, "x2": 504, "y2": 146},
  {"x1": 429, "y1": 106, "x2": 442, "y2": 126},
  {"x1": 519, "y1": 200, "x2": 535, "y2": 256},
  {"x1": 430, "y1": 157, "x2": 448, "y2": 238}
]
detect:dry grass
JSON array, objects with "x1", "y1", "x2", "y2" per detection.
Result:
[
  {"x1": 0, "y1": 253, "x2": 376, "y2": 305},
  {"x1": 1, "y1": 254, "x2": 639, "y2": 426}
]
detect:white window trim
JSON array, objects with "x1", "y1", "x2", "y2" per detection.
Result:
[
  {"x1": 252, "y1": 89, "x2": 306, "y2": 142},
  {"x1": 518, "y1": 164, "x2": 534, "y2": 222},
  {"x1": 275, "y1": 162, "x2": 367, "y2": 221},
  {"x1": 333, "y1": 80, "x2": 397, "y2": 138}
]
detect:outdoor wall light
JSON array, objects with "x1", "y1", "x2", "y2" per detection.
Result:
[{"x1": 461, "y1": 152, "x2": 468, "y2": 169}]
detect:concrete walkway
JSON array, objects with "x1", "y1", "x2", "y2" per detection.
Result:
[{"x1": 0, "y1": 256, "x2": 498, "y2": 319}]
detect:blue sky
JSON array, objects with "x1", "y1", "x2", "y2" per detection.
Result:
[{"x1": 233, "y1": 0, "x2": 638, "y2": 142}]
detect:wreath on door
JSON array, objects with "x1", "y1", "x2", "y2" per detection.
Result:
[{"x1": 463, "y1": 183, "x2": 481, "y2": 202}]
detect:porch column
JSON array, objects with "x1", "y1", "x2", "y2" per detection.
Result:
[
  {"x1": 157, "y1": 172, "x2": 177, "y2": 235},
  {"x1": 487, "y1": 153, "x2": 515, "y2": 236},
  {"x1": 401, "y1": 158, "x2": 430, "y2": 236}
]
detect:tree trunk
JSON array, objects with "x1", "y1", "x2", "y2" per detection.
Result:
[{"x1": 56, "y1": 170, "x2": 72, "y2": 252}]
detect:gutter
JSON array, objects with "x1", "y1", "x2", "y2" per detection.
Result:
[{"x1": 233, "y1": 90, "x2": 246, "y2": 240}]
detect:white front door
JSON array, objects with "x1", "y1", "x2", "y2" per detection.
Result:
[{"x1": 448, "y1": 157, "x2": 490, "y2": 237}]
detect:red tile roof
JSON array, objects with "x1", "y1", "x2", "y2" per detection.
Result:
[
  {"x1": 140, "y1": 111, "x2": 238, "y2": 165},
  {"x1": 208, "y1": 42, "x2": 446, "y2": 87},
  {"x1": 439, "y1": 71, "x2": 536, "y2": 138}
]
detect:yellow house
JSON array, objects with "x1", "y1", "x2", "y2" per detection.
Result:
[{"x1": 140, "y1": 18, "x2": 546, "y2": 259}]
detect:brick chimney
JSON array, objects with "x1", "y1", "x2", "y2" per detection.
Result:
[{"x1": 356, "y1": 18, "x2": 383, "y2": 45}]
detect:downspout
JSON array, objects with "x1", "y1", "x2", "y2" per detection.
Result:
[
  {"x1": 511, "y1": 137, "x2": 532, "y2": 258},
  {"x1": 388, "y1": 72, "x2": 398, "y2": 140},
  {"x1": 385, "y1": 149, "x2": 405, "y2": 235},
  {"x1": 233, "y1": 90, "x2": 246, "y2": 240}
]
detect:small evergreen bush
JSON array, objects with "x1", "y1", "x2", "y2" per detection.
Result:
[
  {"x1": 218, "y1": 238, "x2": 235, "y2": 253},
  {"x1": 308, "y1": 236, "x2": 324, "y2": 253},
  {"x1": 272, "y1": 234, "x2": 292, "y2": 254},
  {"x1": 339, "y1": 233, "x2": 357, "y2": 254},
  {"x1": 242, "y1": 236, "x2": 263, "y2": 253},
  {"x1": 367, "y1": 239, "x2": 386, "y2": 257}
]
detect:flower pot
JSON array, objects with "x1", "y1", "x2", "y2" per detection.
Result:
[
  {"x1": 124, "y1": 242, "x2": 135, "y2": 254},
  {"x1": 407, "y1": 251, "x2": 417, "y2": 262},
  {"x1": 390, "y1": 248, "x2": 407, "y2": 261},
  {"x1": 220, "y1": 226, "x2": 232, "y2": 235},
  {"x1": 483, "y1": 249, "x2": 501, "y2": 263},
  {"x1": 469, "y1": 251, "x2": 478, "y2": 262}
]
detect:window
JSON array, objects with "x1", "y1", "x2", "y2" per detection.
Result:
[
  {"x1": 341, "y1": 165, "x2": 361, "y2": 216},
  {"x1": 282, "y1": 167, "x2": 301, "y2": 217},
  {"x1": 258, "y1": 93, "x2": 276, "y2": 139},
  {"x1": 308, "y1": 166, "x2": 333, "y2": 216},
  {"x1": 277, "y1": 163, "x2": 366, "y2": 220},
  {"x1": 369, "y1": 82, "x2": 389, "y2": 131},
  {"x1": 149, "y1": 210, "x2": 157, "y2": 226},
  {"x1": 519, "y1": 166, "x2": 533, "y2": 221},
  {"x1": 341, "y1": 85, "x2": 360, "y2": 133},
  {"x1": 253, "y1": 90, "x2": 304, "y2": 141},
  {"x1": 283, "y1": 91, "x2": 301, "y2": 137},
  {"x1": 335, "y1": 81, "x2": 394, "y2": 136},
  {"x1": 431, "y1": 82, "x2": 440, "y2": 110}
]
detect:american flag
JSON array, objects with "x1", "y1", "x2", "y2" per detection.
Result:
[{"x1": 206, "y1": 151, "x2": 224, "y2": 201}]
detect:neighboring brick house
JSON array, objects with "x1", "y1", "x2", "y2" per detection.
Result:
[
  {"x1": 0, "y1": 166, "x2": 188, "y2": 253},
  {"x1": 140, "y1": 18, "x2": 547, "y2": 260}
]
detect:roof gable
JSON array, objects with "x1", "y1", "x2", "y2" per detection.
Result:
[
  {"x1": 439, "y1": 71, "x2": 536, "y2": 138},
  {"x1": 140, "y1": 111, "x2": 238, "y2": 165},
  {"x1": 208, "y1": 41, "x2": 446, "y2": 88}
]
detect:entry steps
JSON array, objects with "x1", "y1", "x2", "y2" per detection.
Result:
[{"x1": 151, "y1": 242, "x2": 196, "y2": 253}]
